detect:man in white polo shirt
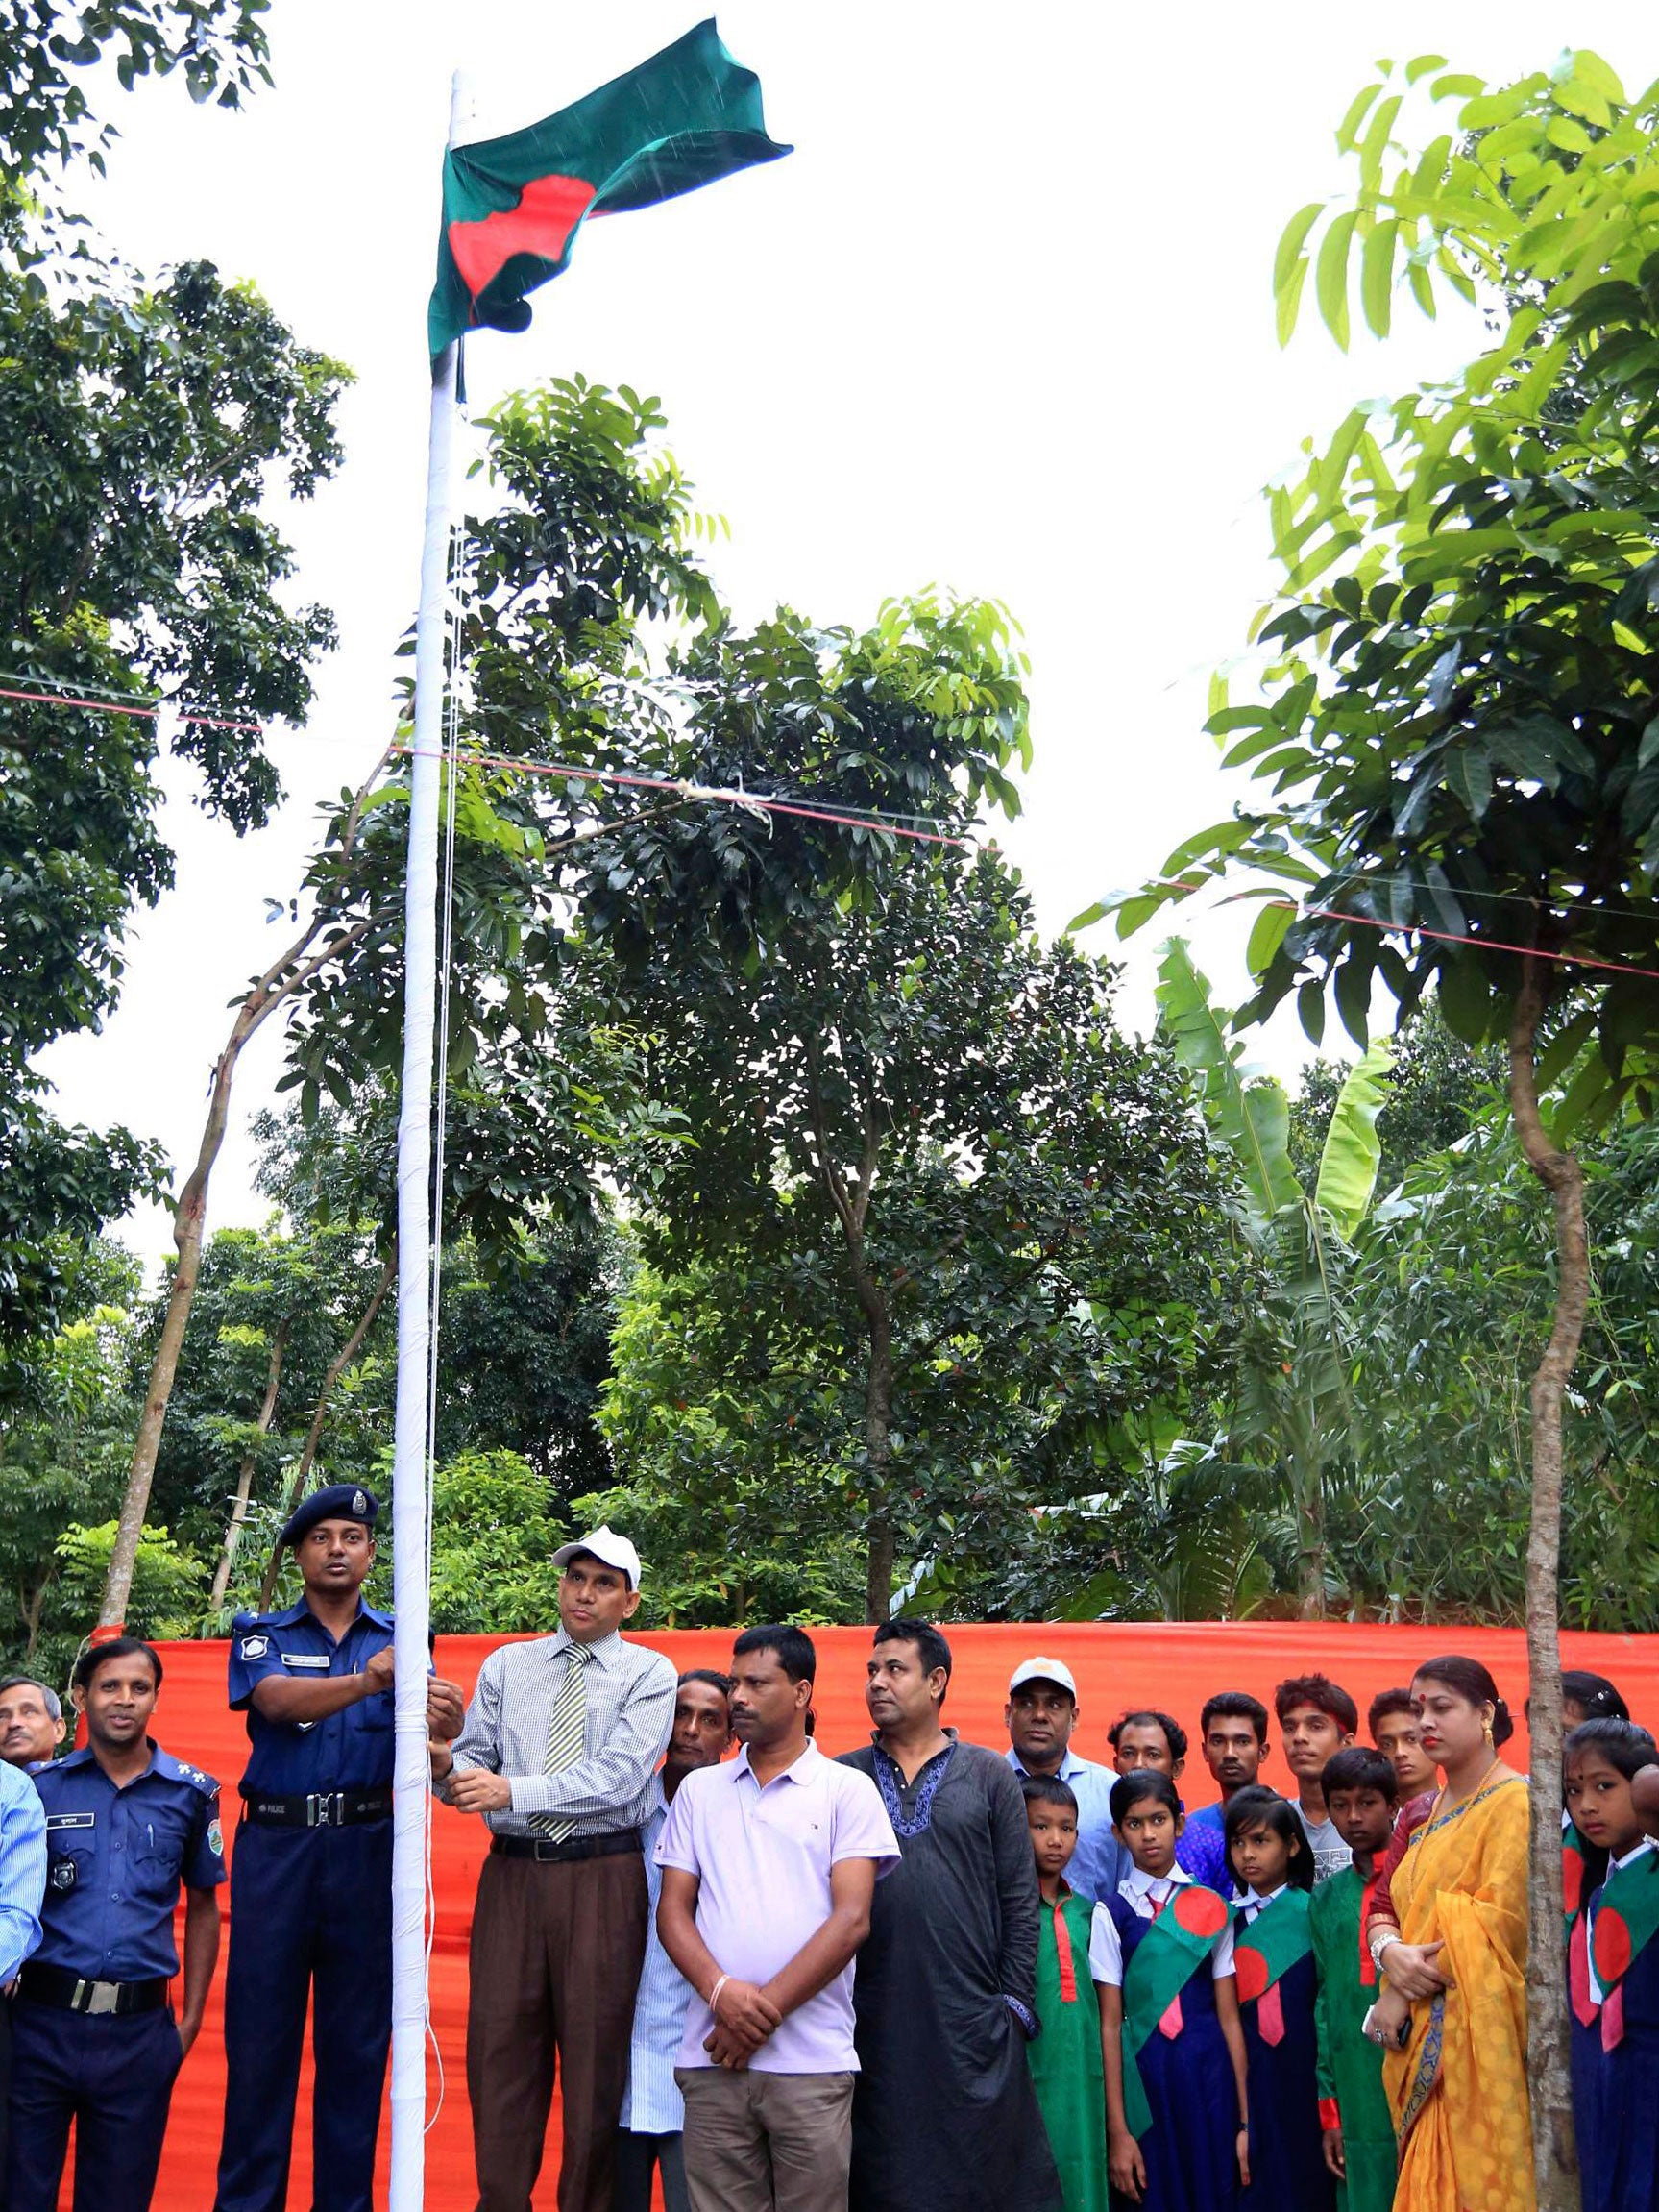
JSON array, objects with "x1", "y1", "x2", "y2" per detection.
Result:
[{"x1": 655, "y1": 1625, "x2": 898, "y2": 2212}]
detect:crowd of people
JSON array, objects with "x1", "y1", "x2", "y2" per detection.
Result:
[{"x1": 0, "y1": 1488, "x2": 1651, "y2": 2212}]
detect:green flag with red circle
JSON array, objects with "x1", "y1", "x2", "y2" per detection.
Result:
[
  {"x1": 428, "y1": 18, "x2": 790, "y2": 357},
  {"x1": 1119, "y1": 1886, "x2": 1232, "y2": 2139}
]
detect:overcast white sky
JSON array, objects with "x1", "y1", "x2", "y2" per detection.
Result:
[{"x1": 34, "y1": 3, "x2": 1659, "y2": 1266}]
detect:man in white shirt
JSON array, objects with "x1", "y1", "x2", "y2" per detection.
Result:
[
  {"x1": 656, "y1": 1625, "x2": 898, "y2": 2212},
  {"x1": 618, "y1": 1670, "x2": 734, "y2": 2212}
]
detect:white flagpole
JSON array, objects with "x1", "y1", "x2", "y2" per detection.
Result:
[{"x1": 390, "y1": 67, "x2": 472, "y2": 2212}]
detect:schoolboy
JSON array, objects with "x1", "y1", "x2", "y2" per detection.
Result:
[{"x1": 1308, "y1": 1747, "x2": 1398, "y2": 2212}]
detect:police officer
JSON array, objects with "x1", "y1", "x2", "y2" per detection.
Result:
[
  {"x1": 8, "y1": 1635, "x2": 225, "y2": 2212},
  {"x1": 213, "y1": 1484, "x2": 465, "y2": 2212}
]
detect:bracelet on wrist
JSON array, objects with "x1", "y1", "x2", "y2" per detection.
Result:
[{"x1": 708, "y1": 1973, "x2": 730, "y2": 2015}]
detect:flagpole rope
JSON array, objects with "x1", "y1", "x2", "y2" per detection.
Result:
[
  {"x1": 390, "y1": 742, "x2": 981, "y2": 848},
  {"x1": 420, "y1": 515, "x2": 466, "y2": 2138}
]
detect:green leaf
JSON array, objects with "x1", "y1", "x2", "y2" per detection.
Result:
[
  {"x1": 1438, "y1": 955, "x2": 1494, "y2": 1044},
  {"x1": 1404, "y1": 54, "x2": 1450, "y2": 85},
  {"x1": 1247, "y1": 899, "x2": 1295, "y2": 977},
  {"x1": 1155, "y1": 939, "x2": 1301, "y2": 1219},
  {"x1": 1333, "y1": 83, "x2": 1383, "y2": 152},
  {"x1": 1444, "y1": 744, "x2": 1494, "y2": 821},
  {"x1": 1314, "y1": 1038, "x2": 1396, "y2": 1235},
  {"x1": 1298, "y1": 978, "x2": 1327, "y2": 1046},
  {"x1": 1316, "y1": 211, "x2": 1359, "y2": 349},
  {"x1": 1535, "y1": 1007, "x2": 1598, "y2": 1092},
  {"x1": 1334, "y1": 946, "x2": 1374, "y2": 1047},
  {"x1": 1276, "y1": 258, "x2": 1310, "y2": 349},
  {"x1": 1433, "y1": 72, "x2": 1489, "y2": 103},
  {"x1": 1360, "y1": 219, "x2": 1399, "y2": 338},
  {"x1": 1274, "y1": 202, "x2": 1328, "y2": 298}
]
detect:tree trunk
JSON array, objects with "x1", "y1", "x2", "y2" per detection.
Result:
[
  {"x1": 256, "y1": 1248, "x2": 397, "y2": 1610},
  {"x1": 861, "y1": 1290, "x2": 895, "y2": 1625},
  {"x1": 23, "y1": 1574, "x2": 50, "y2": 1661},
  {"x1": 1510, "y1": 965, "x2": 1586, "y2": 2212},
  {"x1": 207, "y1": 1318, "x2": 290, "y2": 1613},
  {"x1": 97, "y1": 762, "x2": 393, "y2": 1633}
]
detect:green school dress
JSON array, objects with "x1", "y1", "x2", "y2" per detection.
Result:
[
  {"x1": 1309, "y1": 1866, "x2": 1396, "y2": 2212},
  {"x1": 1028, "y1": 1889, "x2": 1109, "y2": 2212}
]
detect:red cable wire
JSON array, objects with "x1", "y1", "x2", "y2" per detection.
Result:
[
  {"x1": 0, "y1": 682, "x2": 264, "y2": 734},
  {"x1": 1274, "y1": 901, "x2": 1659, "y2": 985}
]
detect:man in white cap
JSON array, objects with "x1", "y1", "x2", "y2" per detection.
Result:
[
  {"x1": 1002, "y1": 1656, "x2": 1128, "y2": 1904},
  {"x1": 430, "y1": 1526, "x2": 675, "y2": 2212}
]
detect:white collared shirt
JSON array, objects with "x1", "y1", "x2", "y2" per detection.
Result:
[
  {"x1": 1086, "y1": 1859, "x2": 1236, "y2": 1985},
  {"x1": 1235, "y1": 1880, "x2": 1289, "y2": 1921}
]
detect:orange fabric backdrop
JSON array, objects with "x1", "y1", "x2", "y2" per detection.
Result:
[{"x1": 114, "y1": 1619, "x2": 1659, "y2": 2209}]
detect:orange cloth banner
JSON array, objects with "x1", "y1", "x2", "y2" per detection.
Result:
[{"x1": 107, "y1": 1619, "x2": 1657, "y2": 2208}]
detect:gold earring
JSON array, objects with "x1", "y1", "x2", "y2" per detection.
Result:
[{"x1": 1482, "y1": 1716, "x2": 1495, "y2": 1746}]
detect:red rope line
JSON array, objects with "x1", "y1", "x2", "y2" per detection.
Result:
[
  {"x1": 391, "y1": 743, "x2": 980, "y2": 849},
  {"x1": 1271, "y1": 900, "x2": 1659, "y2": 984},
  {"x1": 0, "y1": 682, "x2": 264, "y2": 733}
]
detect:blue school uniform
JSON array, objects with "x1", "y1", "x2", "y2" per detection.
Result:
[
  {"x1": 1571, "y1": 1843, "x2": 1659, "y2": 2212},
  {"x1": 1232, "y1": 1888, "x2": 1333, "y2": 2212},
  {"x1": 1104, "y1": 1890, "x2": 1239, "y2": 2212}
]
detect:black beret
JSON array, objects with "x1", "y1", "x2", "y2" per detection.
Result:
[{"x1": 281, "y1": 1484, "x2": 378, "y2": 1548}]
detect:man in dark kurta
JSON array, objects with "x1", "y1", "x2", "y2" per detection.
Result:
[{"x1": 839, "y1": 1618, "x2": 1063, "y2": 2212}]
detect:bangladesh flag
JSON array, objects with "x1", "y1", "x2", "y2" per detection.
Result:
[{"x1": 428, "y1": 18, "x2": 790, "y2": 356}]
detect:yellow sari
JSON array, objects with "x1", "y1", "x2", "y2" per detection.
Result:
[{"x1": 1383, "y1": 1767, "x2": 1533, "y2": 2211}]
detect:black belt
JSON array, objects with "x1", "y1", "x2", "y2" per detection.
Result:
[
  {"x1": 490, "y1": 1828, "x2": 642, "y2": 1865},
  {"x1": 17, "y1": 1963, "x2": 169, "y2": 2017},
  {"x1": 240, "y1": 1788, "x2": 393, "y2": 1829}
]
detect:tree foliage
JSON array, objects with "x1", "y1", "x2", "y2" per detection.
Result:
[
  {"x1": 2, "y1": 12, "x2": 348, "y2": 1342},
  {"x1": 1084, "y1": 52, "x2": 1659, "y2": 2203}
]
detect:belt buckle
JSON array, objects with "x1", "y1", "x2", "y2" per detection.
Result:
[
  {"x1": 306, "y1": 1792, "x2": 344, "y2": 1829},
  {"x1": 76, "y1": 1979, "x2": 118, "y2": 2017}
]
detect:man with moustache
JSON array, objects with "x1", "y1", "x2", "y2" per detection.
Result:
[
  {"x1": 841, "y1": 1619, "x2": 1062, "y2": 2212},
  {"x1": 433, "y1": 1526, "x2": 676, "y2": 2212},
  {"x1": 215, "y1": 1484, "x2": 465, "y2": 2212},
  {"x1": 10, "y1": 1638, "x2": 220, "y2": 2212},
  {"x1": 0, "y1": 1678, "x2": 67, "y2": 1772},
  {"x1": 656, "y1": 1626, "x2": 896, "y2": 2212},
  {"x1": 1002, "y1": 1657, "x2": 1128, "y2": 1905},
  {"x1": 617, "y1": 1669, "x2": 736, "y2": 2212}
]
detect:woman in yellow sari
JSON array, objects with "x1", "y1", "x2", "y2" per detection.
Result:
[{"x1": 1365, "y1": 1654, "x2": 1532, "y2": 2211}]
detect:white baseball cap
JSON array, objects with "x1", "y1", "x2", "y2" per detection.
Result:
[
  {"x1": 1009, "y1": 1656, "x2": 1078, "y2": 1698},
  {"x1": 551, "y1": 1526, "x2": 643, "y2": 1590}
]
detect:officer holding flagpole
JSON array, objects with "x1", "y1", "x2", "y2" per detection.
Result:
[{"x1": 213, "y1": 1485, "x2": 465, "y2": 2212}]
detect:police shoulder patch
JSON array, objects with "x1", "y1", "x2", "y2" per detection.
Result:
[
  {"x1": 207, "y1": 1818, "x2": 224, "y2": 1857},
  {"x1": 239, "y1": 1634, "x2": 270, "y2": 1660}
]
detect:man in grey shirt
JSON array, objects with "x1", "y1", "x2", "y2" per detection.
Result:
[{"x1": 431, "y1": 1525, "x2": 675, "y2": 2212}]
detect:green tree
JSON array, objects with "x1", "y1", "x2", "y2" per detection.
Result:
[
  {"x1": 2, "y1": 256, "x2": 347, "y2": 1345},
  {"x1": 1087, "y1": 51, "x2": 1659, "y2": 2197},
  {"x1": 596, "y1": 851, "x2": 1254, "y2": 1621},
  {"x1": 0, "y1": 3, "x2": 270, "y2": 205}
]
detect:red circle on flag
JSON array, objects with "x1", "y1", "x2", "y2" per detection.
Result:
[
  {"x1": 1234, "y1": 1944, "x2": 1269, "y2": 2004},
  {"x1": 1595, "y1": 1905, "x2": 1632, "y2": 1986},
  {"x1": 1562, "y1": 1847, "x2": 1584, "y2": 1917},
  {"x1": 1173, "y1": 1886, "x2": 1229, "y2": 1939}
]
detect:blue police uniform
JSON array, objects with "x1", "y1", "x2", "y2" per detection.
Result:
[
  {"x1": 212, "y1": 1590, "x2": 398, "y2": 2212},
  {"x1": 8, "y1": 1742, "x2": 225, "y2": 2212}
]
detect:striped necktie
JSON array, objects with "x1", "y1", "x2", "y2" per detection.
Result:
[{"x1": 534, "y1": 1642, "x2": 593, "y2": 1842}]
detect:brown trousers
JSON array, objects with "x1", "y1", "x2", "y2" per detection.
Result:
[
  {"x1": 467, "y1": 1847, "x2": 647, "y2": 2212},
  {"x1": 676, "y1": 2068, "x2": 855, "y2": 2212}
]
